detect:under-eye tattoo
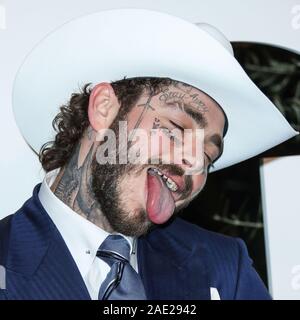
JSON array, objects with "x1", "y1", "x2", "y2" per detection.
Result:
[
  {"x1": 151, "y1": 117, "x2": 161, "y2": 136},
  {"x1": 150, "y1": 117, "x2": 181, "y2": 146},
  {"x1": 152, "y1": 117, "x2": 160, "y2": 130},
  {"x1": 161, "y1": 127, "x2": 181, "y2": 146}
]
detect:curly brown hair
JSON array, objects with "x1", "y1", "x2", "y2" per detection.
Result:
[{"x1": 39, "y1": 77, "x2": 177, "y2": 172}]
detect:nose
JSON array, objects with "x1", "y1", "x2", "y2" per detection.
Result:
[
  {"x1": 182, "y1": 153, "x2": 205, "y2": 175},
  {"x1": 180, "y1": 133, "x2": 206, "y2": 175},
  {"x1": 181, "y1": 148, "x2": 208, "y2": 200},
  {"x1": 171, "y1": 137, "x2": 208, "y2": 200}
]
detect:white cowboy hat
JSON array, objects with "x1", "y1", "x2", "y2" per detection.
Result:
[{"x1": 12, "y1": 8, "x2": 298, "y2": 172}]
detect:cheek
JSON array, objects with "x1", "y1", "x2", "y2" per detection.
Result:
[
  {"x1": 127, "y1": 114, "x2": 174, "y2": 161},
  {"x1": 149, "y1": 131, "x2": 175, "y2": 161}
]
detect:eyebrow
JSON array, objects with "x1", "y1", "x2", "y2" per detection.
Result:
[{"x1": 162, "y1": 101, "x2": 207, "y2": 128}]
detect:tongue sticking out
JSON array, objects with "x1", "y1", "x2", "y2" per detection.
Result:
[{"x1": 146, "y1": 169, "x2": 175, "y2": 224}]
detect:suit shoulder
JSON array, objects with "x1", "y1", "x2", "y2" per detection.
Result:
[
  {"x1": 170, "y1": 217, "x2": 240, "y2": 252},
  {"x1": 166, "y1": 217, "x2": 246, "y2": 271}
]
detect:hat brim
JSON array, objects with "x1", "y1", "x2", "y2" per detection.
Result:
[{"x1": 12, "y1": 8, "x2": 298, "y2": 171}]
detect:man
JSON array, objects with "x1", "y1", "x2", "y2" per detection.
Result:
[{"x1": 0, "y1": 9, "x2": 297, "y2": 300}]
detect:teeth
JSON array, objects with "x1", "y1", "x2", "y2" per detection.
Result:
[
  {"x1": 149, "y1": 167, "x2": 178, "y2": 192},
  {"x1": 166, "y1": 178, "x2": 178, "y2": 192}
]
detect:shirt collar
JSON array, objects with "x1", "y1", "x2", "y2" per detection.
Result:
[{"x1": 38, "y1": 169, "x2": 136, "y2": 279}]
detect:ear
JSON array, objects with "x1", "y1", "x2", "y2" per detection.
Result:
[{"x1": 88, "y1": 82, "x2": 120, "y2": 131}]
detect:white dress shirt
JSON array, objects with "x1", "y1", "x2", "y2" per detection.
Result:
[{"x1": 38, "y1": 169, "x2": 138, "y2": 300}]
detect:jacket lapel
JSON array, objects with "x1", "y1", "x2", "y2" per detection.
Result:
[
  {"x1": 137, "y1": 220, "x2": 211, "y2": 300},
  {"x1": 5, "y1": 184, "x2": 91, "y2": 300}
]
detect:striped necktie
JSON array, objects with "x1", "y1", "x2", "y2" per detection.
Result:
[{"x1": 97, "y1": 234, "x2": 147, "y2": 300}]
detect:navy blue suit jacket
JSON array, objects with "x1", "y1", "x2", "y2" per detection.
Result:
[{"x1": 0, "y1": 184, "x2": 271, "y2": 300}]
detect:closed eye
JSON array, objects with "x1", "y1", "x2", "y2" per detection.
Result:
[
  {"x1": 169, "y1": 121, "x2": 215, "y2": 171},
  {"x1": 204, "y1": 152, "x2": 215, "y2": 171},
  {"x1": 169, "y1": 120, "x2": 184, "y2": 131}
]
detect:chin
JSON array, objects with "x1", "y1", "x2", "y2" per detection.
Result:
[{"x1": 112, "y1": 203, "x2": 154, "y2": 237}]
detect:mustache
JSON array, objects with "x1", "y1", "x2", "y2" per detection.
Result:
[
  {"x1": 93, "y1": 151, "x2": 194, "y2": 202},
  {"x1": 155, "y1": 164, "x2": 193, "y2": 201}
]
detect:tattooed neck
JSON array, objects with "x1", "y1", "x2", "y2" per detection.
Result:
[{"x1": 51, "y1": 136, "x2": 114, "y2": 233}]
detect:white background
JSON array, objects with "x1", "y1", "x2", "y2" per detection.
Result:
[
  {"x1": 0, "y1": 0, "x2": 299, "y2": 299},
  {"x1": 260, "y1": 156, "x2": 300, "y2": 300}
]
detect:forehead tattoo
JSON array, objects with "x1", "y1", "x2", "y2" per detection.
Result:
[
  {"x1": 158, "y1": 85, "x2": 209, "y2": 114},
  {"x1": 131, "y1": 83, "x2": 210, "y2": 141}
]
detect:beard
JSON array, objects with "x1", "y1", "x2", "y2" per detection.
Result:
[
  {"x1": 91, "y1": 159, "x2": 155, "y2": 237},
  {"x1": 90, "y1": 113, "x2": 193, "y2": 237},
  {"x1": 90, "y1": 111, "x2": 155, "y2": 237}
]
